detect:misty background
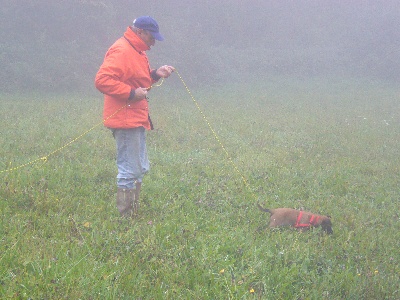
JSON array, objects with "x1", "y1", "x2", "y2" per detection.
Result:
[{"x1": 0, "y1": 0, "x2": 399, "y2": 94}]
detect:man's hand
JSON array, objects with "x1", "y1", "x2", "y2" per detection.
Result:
[
  {"x1": 129, "y1": 87, "x2": 148, "y2": 101},
  {"x1": 156, "y1": 65, "x2": 175, "y2": 78}
]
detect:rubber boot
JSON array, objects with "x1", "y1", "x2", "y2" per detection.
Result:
[
  {"x1": 133, "y1": 182, "x2": 141, "y2": 217},
  {"x1": 116, "y1": 188, "x2": 134, "y2": 217}
]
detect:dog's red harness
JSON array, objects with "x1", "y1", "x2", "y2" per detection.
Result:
[{"x1": 294, "y1": 211, "x2": 321, "y2": 228}]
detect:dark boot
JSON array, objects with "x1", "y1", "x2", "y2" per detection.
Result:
[
  {"x1": 133, "y1": 182, "x2": 141, "y2": 217},
  {"x1": 116, "y1": 188, "x2": 134, "y2": 217}
]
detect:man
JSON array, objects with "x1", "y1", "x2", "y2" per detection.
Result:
[{"x1": 95, "y1": 16, "x2": 175, "y2": 218}]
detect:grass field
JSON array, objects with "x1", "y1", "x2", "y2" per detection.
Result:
[{"x1": 1, "y1": 76, "x2": 399, "y2": 299}]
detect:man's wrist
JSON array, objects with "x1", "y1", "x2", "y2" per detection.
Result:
[
  {"x1": 129, "y1": 89, "x2": 136, "y2": 100},
  {"x1": 151, "y1": 69, "x2": 161, "y2": 81}
]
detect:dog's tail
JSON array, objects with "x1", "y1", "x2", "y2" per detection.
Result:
[{"x1": 257, "y1": 203, "x2": 271, "y2": 214}]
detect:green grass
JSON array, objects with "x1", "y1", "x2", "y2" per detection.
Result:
[{"x1": 1, "y1": 77, "x2": 399, "y2": 299}]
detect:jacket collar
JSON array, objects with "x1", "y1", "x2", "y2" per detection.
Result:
[{"x1": 123, "y1": 27, "x2": 150, "y2": 52}]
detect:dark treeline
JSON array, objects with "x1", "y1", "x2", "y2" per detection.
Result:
[{"x1": 1, "y1": 0, "x2": 399, "y2": 94}]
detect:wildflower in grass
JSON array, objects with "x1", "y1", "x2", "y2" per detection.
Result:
[
  {"x1": 219, "y1": 269, "x2": 225, "y2": 274},
  {"x1": 249, "y1": 288, "x2": 255, "y2": 293},
  {"x1": 374, "y1": 270, "x2": 379, "y2": 274},
  {"x1": 83, "y1": 222, "x2": 91, "y2": 228}
]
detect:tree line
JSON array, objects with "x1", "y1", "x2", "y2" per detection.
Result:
[{"x1": 1, "y1": 0, "x2": 398, "y2": 94}]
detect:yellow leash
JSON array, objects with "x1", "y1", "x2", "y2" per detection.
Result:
[
  {"x1": 175, "y1": 70, "x2": 257, "y2": 200},
  {"x1": 1, "y1": 71, "x2": 258, "y2": 202},
  {"x1": 0, "y1": 79, "x2": 164, "y2": 175},
  {"x1": 0, "y1": 104, "x2": 126, "y2": 174}
]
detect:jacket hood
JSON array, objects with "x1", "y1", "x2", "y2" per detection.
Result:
[{"x1": 124, "y1": 27, "x2": 150, "y2": 52}]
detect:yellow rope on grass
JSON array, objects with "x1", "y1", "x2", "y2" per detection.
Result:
[
  {"x1": 0, "y1": 79, "x2": 167, "y2": 174},
  {"x1": 175, "y1": 70, "x2": 258, "y2": 200},
  {"x1": 2, "y1": 72, "x2": 257, "y2": 202},
  {"x1": 0, "y1": 104, "x2": 126, "y2": 174}
]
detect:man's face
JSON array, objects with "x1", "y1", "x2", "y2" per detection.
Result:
[{"x1": 138, "y1": 29, "x2": 156, "y2": 48}]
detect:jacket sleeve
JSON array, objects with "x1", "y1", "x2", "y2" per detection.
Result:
[
  {"x1": 95, "y1": 45, "x2": 132, "y2": 99},
  {"x1": 150, "y1": 69, "x2": 161, "y2": 83}
]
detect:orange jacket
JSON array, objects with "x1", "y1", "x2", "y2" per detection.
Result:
[{"x1": 95, "y1": 27, "x2": 157, "y2": 129}]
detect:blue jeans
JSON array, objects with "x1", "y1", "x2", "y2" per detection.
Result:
[{"x1": 112, "y1": 127, "x2": 150, "y2": 189}]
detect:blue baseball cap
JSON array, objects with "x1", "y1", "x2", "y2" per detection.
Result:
[{"x1": 133, "y1": 16, "x2": 164, "y2": 41}]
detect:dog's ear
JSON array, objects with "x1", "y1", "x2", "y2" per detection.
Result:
[
  {"x1": 321, "y1": 218, "x2": 333, "y2": 234},
  {"x1": 322, "y1": 218, "x2": 332, "y2": 225}
]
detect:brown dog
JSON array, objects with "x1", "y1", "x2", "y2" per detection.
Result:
[{"x1": 257, "y1": 203, "x2": 333, "y2": 234}]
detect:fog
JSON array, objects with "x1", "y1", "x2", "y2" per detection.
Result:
[{"x1": 0, "y1": 1, "x2": 399, "y2": 93}]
